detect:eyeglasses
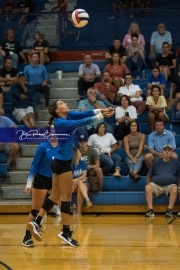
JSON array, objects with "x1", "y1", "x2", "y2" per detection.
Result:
[
  {"x1": 125, "y1": 78, "x2": 132, "y2": 79},
  {"x1": 163, "y1": 46, "x2": 169, "y2": 48}
]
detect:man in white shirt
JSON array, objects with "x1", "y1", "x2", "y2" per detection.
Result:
[{"x1": 117, "y1": 73, "x2": 146, "y2": 115}]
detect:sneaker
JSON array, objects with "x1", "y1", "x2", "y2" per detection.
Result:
[
  {"x1": 177, "y1": 211, "x2": 180, "y2": 217},
  {"x1": 165, "y1": 208, "x2": 173, "y2": 218},
  {"x1": 145, "y1": 209, "x2": 154, "y2": 217},
  {"x1": 22, "y1": 236, "x2": 34, "y2": 247},
  {"x1": 58, "y1": 230, "x2": 79, "y2": 247},
  {"x1": 27, "y1": 221, "x2": 42, "y2": 242},
  {"x1": 51, "y1": 205, "x2": 61, "y2": 216}
]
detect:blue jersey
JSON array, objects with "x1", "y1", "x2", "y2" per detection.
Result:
[
  {"x1": 72, "y1": 160, "x2": 87, "y2": 179},
  {"x1": 27, "y1": 141, "x2": 58, "y2": 183},
  {"x1": 54, "y1": 110, "x2": 97, "y2": 161}
]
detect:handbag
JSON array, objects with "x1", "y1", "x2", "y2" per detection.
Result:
[{"x1": 88, "y1": 175, "x2": 101, "y2": 192}]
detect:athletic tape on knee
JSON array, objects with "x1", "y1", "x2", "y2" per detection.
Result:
[
  {"x1": 42, "y1": 198, "x2": 54, "y2": 212},
  {"x1": 61, "y1": 201, "x2": 71, "y2": 214},
  {"x1": 31, "y1": 209, "x2": 39, "y2": 218}
]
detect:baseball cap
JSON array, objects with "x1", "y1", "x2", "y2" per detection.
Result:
[
  {"x1": 78, "y1": 134, "x2": 88, "y2": 142},
  {"x1": 163, "y1": 144, "x2": 173, "y2": 150},
  {"x1": 17, "y1": 71, "x2": 25, "y2": 77}
]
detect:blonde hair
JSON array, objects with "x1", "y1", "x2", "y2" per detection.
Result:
[{"x1": 127, "y1": 22, "x2": 141, "y2": 35}]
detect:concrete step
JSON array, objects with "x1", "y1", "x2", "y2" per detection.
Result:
[
  {"x1": 35, "y1": 98, "x2": 78, "y2": 110},
  {"x1": 1, "y1": 184, "x2": 31, "y2": 199},
  {"x1": 15, "y1": 157, "x2": 32, "y2": 170},
  {"x1": 9, "y1": 171, "x2": 28, "y2": 184},
  {"x1": 49, "y1": 88, "x2": 78, "y2": 99},
  {"x1": 21, "y1": 144, "x2": 37, "y2": 157},
  {"x1": 50, "y1": 78, "x2": 78, "y2": 88}
]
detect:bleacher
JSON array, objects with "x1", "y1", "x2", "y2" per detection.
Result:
[{"x1": 1, "y1": 0, "x2": 180, "y2": 213}]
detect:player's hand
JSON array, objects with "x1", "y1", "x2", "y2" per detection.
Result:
[
  {"x1": 24, "y1": 185, "x2": 32, "y2": 195},
  {"x1": 101, "y1": 107, "x2": 115, "y2": 117}
]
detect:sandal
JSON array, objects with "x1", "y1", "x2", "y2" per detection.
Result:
[
  {"x1": 132, "y1": 173, "x2": 141, "y2": 183},
  {"x1": 129, "y1": 171, "x2": 135, "y2": 180},
  {"x1": 86, "y1": 200, "x2": 92, "y2": 208}
]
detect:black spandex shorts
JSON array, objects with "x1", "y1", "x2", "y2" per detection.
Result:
[
  {"x1": 33, "y1": 173, "x2": 52, "y2": 190},
  {"x1": 51, "y1": 159, "x2": 72, "y2": 175}
]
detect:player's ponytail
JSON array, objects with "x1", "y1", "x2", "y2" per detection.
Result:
[{"x1": 47, "y1": 100, "x2": 59, "y2": 125}]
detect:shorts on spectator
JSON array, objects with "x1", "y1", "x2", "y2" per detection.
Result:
[
  {"x1": 12, "y1": 106, "x2": 34, "y2": 123},
  {"x1": 150, "y1": 182, "x2": 177, "y2": 197},
  {"x1": 0, "y1": 143, "x2": 10, "y2": 154}
]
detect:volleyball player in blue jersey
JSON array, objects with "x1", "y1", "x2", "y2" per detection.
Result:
[
  {"x1": 27, "y1": 100, "x2": 114, "y2": 247},
  {"x1": 23, "y1": 128, "x2": 60, "y2": 247}
]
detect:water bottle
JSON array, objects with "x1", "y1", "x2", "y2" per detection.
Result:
[
  {"x1": 72, "y1": 204, "x2": 77, "y2": 216},
  {"x1": 142, "y1": 70, "x2": 146, "y2": 79},
  {"x1": 169, "y1": 124, "x2": 176, "y2": 135}
]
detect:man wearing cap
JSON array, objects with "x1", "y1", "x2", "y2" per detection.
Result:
[
  {"x1": 10, "y1": 71, "x2": 36, "y2": 127},
  {"x1": 144, "y1": 119, "x2": 178, "y2": 168},
  {"x1": 0, "y1": 57, "x2": 17, "y2": 92},
  {"x1": 78, "y1": 134, "x2": 103, "y2": 189},
  {"x1": 145, "y1": 144, "x2": 180, "y2": 218}
]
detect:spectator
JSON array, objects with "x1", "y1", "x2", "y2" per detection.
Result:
[
  {"x1": 77, "y1": 87, "x2": 114, "y2": 135},
  {"x1": 11, "y1": 71, "x2": 36, "y2": 127},
  {"x1": 172, "y1": 99, "x2": 180, "y2": 121},
  {"x1": 169, "y1": 66, "x2": 180, "y2": 100},
  {"x1": 105, "y1": 37, "x2": 127, "y2": 65},
  {"x1": 146, "y1": 85, "x2": 168, "y2": 131},
  {"x1": 155, "y1": 42, "x2": 176, "y2": 81},
  {"x1": 149, "y1": 23, "x2": 172, "y2": 67},
  {"x1": 0, "y1": 57, "x2": 17, "y2": 92},
  {"x1": 51, "y1": 0, "x2": 67, "y2": 12},
  {"x1": 0, "y1": 28, "x2": 27, "y2": 69},
  {"x1": 0, "y1": 87, "x2": 3, "y2": 108},
  {"x1": 115, "y1": 94, "x2": 137, "y2": 147},
  {"x1": 126, "y1": 33, "x2": 145, "y2": 79},
  {"x1": 104, "y1": 52, "x2": 129, "y2": 90},
  {"x1": 0, "y1": 0, "x2": 16, "y2": 21},
  {"x1": 122, "y1": 22, "x2": 145, "y2": 49},
  {"x1": 28, "y1": 31, "x2": 50, "y2": 65},
  {"x1": 24, "y1": 52, "x2": 50, "y2": 107},
  {"x1": 78, "y1": 54, "x2": 101, "y2": 99},
  {"x1": 112, "y1": 0, "x2": 135, "y2": 18},
  {"x1": 94, "y1": 71, "x2": 118, "y2": 106},
  {"x1": 146, "y1": 66, "x2": 167, "y2": 96},
  {"x1": 144, "y1": 119, "x2": 178, "y2": 169},
  {"x1": 124, "y1": 120, "x2": 145, "y2": 182},
  {"x1": 72, "y1": 148, "x2": 92, "y2": 215},
  {"x1": 78, "y1": 134, "x2": 104, "y2": 191},
  {"x1": 0, "y1": 107, "x2": 19, "y2": 171},
  {"x1": 117, "y1": 72, "x2": 146, "y2": 115},
  {"x1": 14, "y1": 0, "x2": 33, "y2": 14},
  {"x1": 88, "y1": 122, "x2": 122, "y2": 177},
  {"x1": 145, "y1": 144, "x2": 180, "y2": 218}
]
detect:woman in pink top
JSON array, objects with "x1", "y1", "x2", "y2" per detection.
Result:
[
  {"x1": 122, "y1": 22, "x2": 145, "y2": 48},
  {"x1": 104, "y1": 52, "x2": 129, "y2": 90}
]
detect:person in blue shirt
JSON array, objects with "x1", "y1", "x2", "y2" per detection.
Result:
[
  {"x1": 24, "y1": 52, "x2": 50, "y2": 107},
  {"x1": 11, "y1": 71, "x2": 36, "y2": 127},
  {"x1": 0, "y1": 108, "x2": 19, "y2": 171},
  {"x1": 144, "y1": 119, "x2": 178, "y2": 168},
  {"x1": 27, "y1": 99, "x2": 114, "y2": 247},
  {"x1": 23, "y1": 133, "x2": 60, "y2": 247},
  {"x1": 72, "y1": 148, "x2": 92, "y2": 215},
  {"x1": 146, "y1": 66, "x2": 167, "y2": 97}
]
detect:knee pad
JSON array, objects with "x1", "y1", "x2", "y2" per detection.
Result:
[
  {"x1": 42, "y1": 198, "x2": 54, "y2": 212},
  {"x1": 31, "y1": 209, "x2": 39, "y2": 218},
  {"x1": 61, "y1": 201, "x2": 71, "y2": 214}
]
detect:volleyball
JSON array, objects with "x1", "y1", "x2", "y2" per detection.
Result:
[{"x1": 71, "y1": 9, "x2": 89, "y2": 28}]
